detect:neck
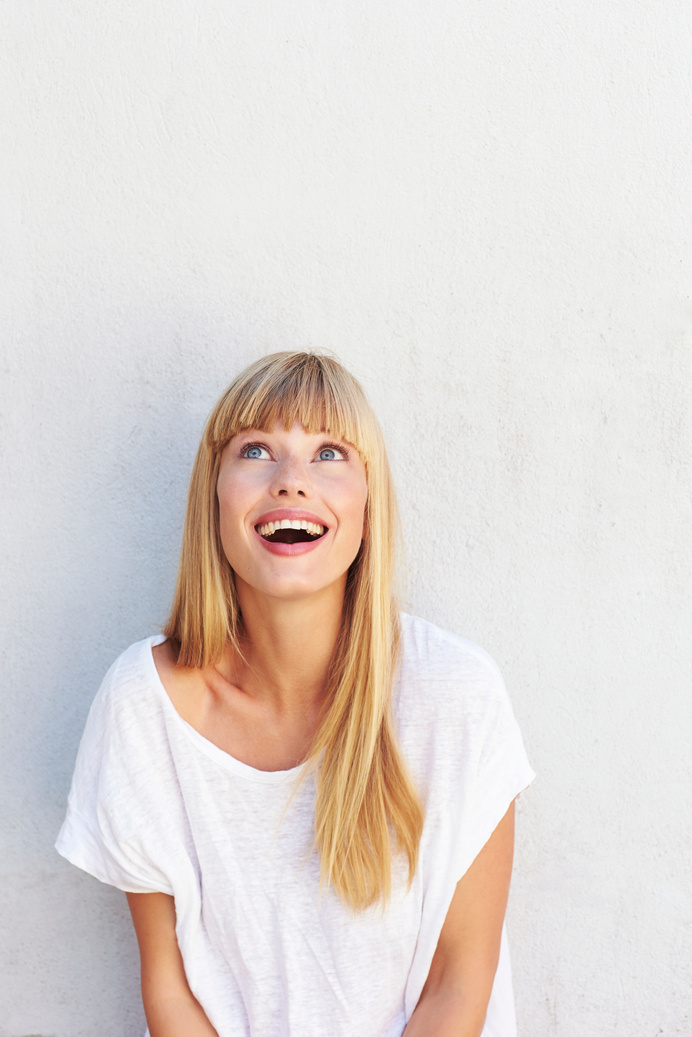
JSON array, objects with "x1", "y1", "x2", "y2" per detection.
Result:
[{"x1": 225, "y1": 578, "x2": 347, "y2": 712}]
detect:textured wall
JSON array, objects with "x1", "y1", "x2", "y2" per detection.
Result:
[{"x1": 1, "y1": 1, "x2": 690, "y2": 1034}]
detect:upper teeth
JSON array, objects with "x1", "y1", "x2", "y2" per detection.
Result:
[{"x1": 257, "y1": 519, "x2": 326, "y2": 537}]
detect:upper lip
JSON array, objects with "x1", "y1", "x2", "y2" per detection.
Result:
[{"x1": 253, "y1": 508, "x2": 330, "y2": 530}]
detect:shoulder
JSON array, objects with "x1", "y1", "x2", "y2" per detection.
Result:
[
  {"x1": 67, "y1": 635, "x2": 175, "y2": 819},
  {"x1": 93, "y1": 635, "x2": 164, "y2": 703},
  {"x1": 397, "y1": 613, "x2": 506, "y2": 709},
  {"x1": 80, "y1": 635, "x2": 168, "y2": 753},
  {"x1": 395, "y1": 614, "x2": 534, "y2": 813},
  {"x1": 395, "y1": 614, "x2": 516, "y2": 759}
]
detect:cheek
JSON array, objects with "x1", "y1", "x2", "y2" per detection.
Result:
[
  {"x1": 216, "y1": 480, "x2": 250, "y2": 565},
  {"x1": 217, "y1": 468, "x2": 253, "y2": 524},
  {"x1": 216, "y1": 507, "x2": 238, "y2": 567},
  {"x1": 216, "y1": 489, "x2": 235, "y2": 541}
]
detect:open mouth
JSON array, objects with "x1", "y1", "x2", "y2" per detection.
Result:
[{"x1": 256, "y1": 519, "x2": 327, "y2": 544}]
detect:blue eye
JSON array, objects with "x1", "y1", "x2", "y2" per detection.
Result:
[
  {"x1": 318, "y1": 445, "x2": 346, "y2": 461},
  {"x1": 242, "y1": 444, "x2": 270, "y2": 459}
]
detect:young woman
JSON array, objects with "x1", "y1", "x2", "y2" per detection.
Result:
[{"x1": 57, "y1": 351, "x2": 534, "y2": 1037}]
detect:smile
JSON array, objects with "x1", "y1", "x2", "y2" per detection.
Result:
[{"x1": 256, "y1": 518, "x2": 327, "y2": 544}]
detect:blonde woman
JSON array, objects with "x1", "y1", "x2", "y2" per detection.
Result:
[{"x1": 57, "y1": 351, "x2": 534, "y2": 1037}]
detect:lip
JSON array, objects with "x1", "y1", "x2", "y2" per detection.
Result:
[{"x1": 252, "y1": 508, "x2": 331, "y2": 557}]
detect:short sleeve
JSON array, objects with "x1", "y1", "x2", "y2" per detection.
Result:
[
  {"x1": 55, "y1": 647, "x2": 175, "y2": 895},
  {"x1": 454, "y1": 649, "x2": 535, "y2": 882}
]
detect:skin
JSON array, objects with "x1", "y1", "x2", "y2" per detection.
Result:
[
  {"x1": 216, "y1": 421, "x2": 368, "y2": 608},
  {"x1": 127, "y1": 420, "x2": 515, "y2": 1036}
]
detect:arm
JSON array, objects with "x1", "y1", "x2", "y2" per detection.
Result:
[
  {"x1": 402, "y1": 801, "x2": 516, "y2": 1037},
  {"x1": 126, "y1": 891, "x2": 219, "y2": 1037}
]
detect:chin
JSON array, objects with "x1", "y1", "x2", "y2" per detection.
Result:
[{"x1": 237, "y1": 570, "x2": 347, "y2": 604}]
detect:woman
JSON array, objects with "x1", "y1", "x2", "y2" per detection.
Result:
[{"x1": 57, "y1": 351, "x2": 534, "y2": 1037}]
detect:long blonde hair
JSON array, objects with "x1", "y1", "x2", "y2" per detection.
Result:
[{"x1": 164, "y1": 351, "x2": 424, "y2": 910}]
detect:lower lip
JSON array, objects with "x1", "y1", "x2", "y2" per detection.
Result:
[{"x1": 253, "y1": 527, "x2": 328, "y2": 556}]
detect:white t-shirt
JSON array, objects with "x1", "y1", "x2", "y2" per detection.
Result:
[{"x1": 56, "y1": 614, "x2": 534, "y2": 1037}]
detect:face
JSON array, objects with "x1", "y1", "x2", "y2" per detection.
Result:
[{"x1": 216, "y1": 420, "x2": 368, "y2": 606}]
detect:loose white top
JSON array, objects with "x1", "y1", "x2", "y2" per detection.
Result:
[{"x1": 56, "y1": 614, "x2": 534, "y2": 1037}]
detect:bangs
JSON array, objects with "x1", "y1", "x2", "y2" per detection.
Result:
[{"x1": 208, "y1": 353, "x2": 374, "y2": 461}]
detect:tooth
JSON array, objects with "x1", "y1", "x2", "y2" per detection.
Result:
[{"x1": 257, "y1": 518, "x2": 327, "y2": 536}]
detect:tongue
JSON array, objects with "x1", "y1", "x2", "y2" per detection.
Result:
[{"x1": 266, "y1": 528, "x2": 316, "y2": 544}]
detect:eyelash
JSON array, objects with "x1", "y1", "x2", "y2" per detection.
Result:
[
  {"x1": 239, "y1": 440, "x2": 349, "y2": 460},
  {"x1": 240, "y1": 442, "x2": 269, "y2": 458},
  {"x1": 319, "y1": 441, "x2": 349, "y2": 460}
]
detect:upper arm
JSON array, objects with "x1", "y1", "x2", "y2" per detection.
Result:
[
  {"x1": 126, "y1": 891, "x2": 192, "y2": 1003},
  {"x1": 422, "y1": 800, "x2": 516, "y2": 1003}
]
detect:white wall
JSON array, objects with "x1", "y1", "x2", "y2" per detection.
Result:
[{"x1": 2, "y1": 2, "x2": 690, "y2": 1034}]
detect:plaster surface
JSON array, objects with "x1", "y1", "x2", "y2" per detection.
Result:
[{"x1": 1, "y1": 1, "x2": 690, "y2": 1034}]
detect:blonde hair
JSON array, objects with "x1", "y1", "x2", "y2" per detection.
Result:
[{"x1": 164, "y1": 351, "x2": 424, "y2": 910}]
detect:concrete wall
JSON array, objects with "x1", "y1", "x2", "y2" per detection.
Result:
[{"x1": 2, "y1": 1, "x2": 690, "y2": 1034}]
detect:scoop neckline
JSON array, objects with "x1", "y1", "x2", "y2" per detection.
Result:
[{"x1": 143, "y1": 635, "x2": 306, "y2": 785}]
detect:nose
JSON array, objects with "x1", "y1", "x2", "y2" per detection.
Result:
[{"x1": 269, "y1": 455, "x2": 312, "y2": 498}]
